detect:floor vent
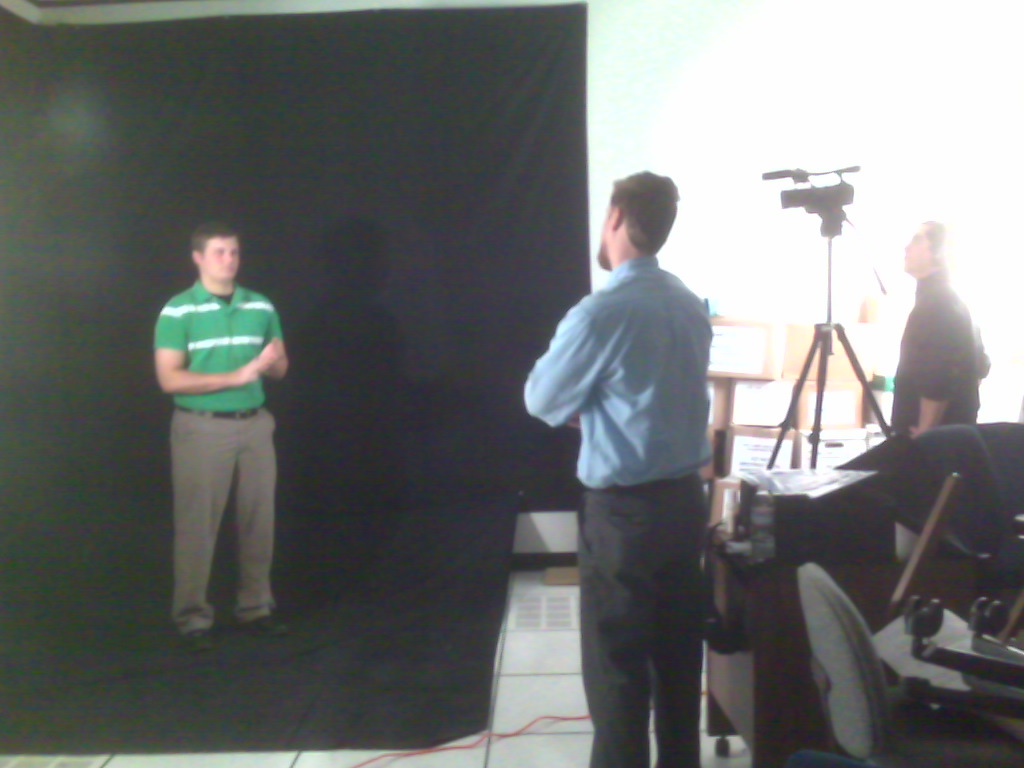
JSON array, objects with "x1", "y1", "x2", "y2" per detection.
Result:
[{"x1": 511, "y1": 594, "x2": 579, "y2": 630}]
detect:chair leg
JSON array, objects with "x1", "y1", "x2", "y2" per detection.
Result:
[
  {"x1": 888, "y1": 473, "x2": 962, "y2": 619},
  {"x1": 997, "y1": 584, "x2": 1024, "y2": 645}
]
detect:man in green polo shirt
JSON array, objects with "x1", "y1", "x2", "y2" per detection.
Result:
[{"x1": 154, "y1": 222, "x2": 289, "y2": 651}]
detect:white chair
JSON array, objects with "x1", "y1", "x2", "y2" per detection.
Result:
[{"x1": 797, "y1": 562, "x2": 1024, "y2": 766}]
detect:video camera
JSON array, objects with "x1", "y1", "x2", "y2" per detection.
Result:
[
  {"x1": 781, "y1": 181, "x2": 853, "y2": 214},
  {"x1": 763, "y1": 165, "x2": 859, "y2": 238}
]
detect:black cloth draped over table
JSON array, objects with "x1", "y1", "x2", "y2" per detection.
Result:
[{"x1": 842, "y1": 423, "x2": 1024, "y2": 588}]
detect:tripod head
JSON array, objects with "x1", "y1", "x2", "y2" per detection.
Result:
[{"x1": 762, "y1": 165, "x2": 858, "y2": 238}]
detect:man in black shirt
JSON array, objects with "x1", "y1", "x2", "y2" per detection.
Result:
[{"x1": 892, "y1": 221, "x2": 987, "y2": 436}]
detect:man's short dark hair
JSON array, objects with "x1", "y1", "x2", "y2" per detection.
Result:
[
  {"x1": 610, "y1": 172, "x2": 680, "y2": 256},
  {"x1": 191, "y1": 221, "x2": 240, "y2": 253}
]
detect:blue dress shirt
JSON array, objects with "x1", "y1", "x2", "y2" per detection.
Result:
[{"x1": 525, "y1": 256, "x2": 711, "y2": 489}]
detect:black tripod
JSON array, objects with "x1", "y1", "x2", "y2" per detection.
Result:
[{"x1": 765, "y1": 179, "x2": 892, "y2": 469}]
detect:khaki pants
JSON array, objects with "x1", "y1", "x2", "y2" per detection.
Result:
[{"x1": 170, "y1": 408, "x2": 277, "y2": 633}]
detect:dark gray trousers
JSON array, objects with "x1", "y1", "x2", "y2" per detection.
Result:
[{"x1": 578, "y1": 474, "x2": 707, "y2": 768}]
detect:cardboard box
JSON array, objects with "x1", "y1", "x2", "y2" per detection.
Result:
[
  {"x1": 863, "y1": 389, "x2": 894, "y2": 428},
  {"x1": 709, "y1": 476, "x2": 742, "y2": 533},
  {"x1": 709, "y1": 318, "x2": 783, "y2": 380},
  {"x1": 726, "y1": 425, "x2": 797, "y2": 477},
  {"x1": 795, "y1": 428, "x2": 871, "y2": 470},
  {"x1": 729, "y1": 379, "x2": 795, "y2": 427},
  {"x1": 782, "y1": 323, "x2": 879, "y2": 382},
  {"x1": 797, "y1": 380, "x2": 864, "y2": 429}
]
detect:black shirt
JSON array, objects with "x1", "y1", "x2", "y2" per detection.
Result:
[{"x1": 891, "y1": 271, "x2": 982, "y2": 434}]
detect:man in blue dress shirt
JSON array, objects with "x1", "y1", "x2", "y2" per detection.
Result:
[{"x1": 525, "y1": 172, "x2": 712, "y2": 768}]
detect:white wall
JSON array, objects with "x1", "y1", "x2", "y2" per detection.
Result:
[{"x1": 588, "y1": 0, "x2": 1024, "y2": 421}]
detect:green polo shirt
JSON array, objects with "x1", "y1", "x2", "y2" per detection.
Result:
[{"x1": 154, "y1": 281, "x2": 284, "y2": 411}]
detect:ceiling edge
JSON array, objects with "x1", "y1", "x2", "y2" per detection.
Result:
[{"x1": 4, "y1": 0, "x2": 575, "y2": 26}]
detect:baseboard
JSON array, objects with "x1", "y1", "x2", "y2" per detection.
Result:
[{"x1": 513, "y1": 510, "x2": 577, "y2": 554}]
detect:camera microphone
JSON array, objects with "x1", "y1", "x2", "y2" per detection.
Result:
[
  {"x1": 762, "y1": 166, "x2": 859, "y2": 182},
  {"x1": 762, "y1": 169, "x2": 805, "y2": 181}
]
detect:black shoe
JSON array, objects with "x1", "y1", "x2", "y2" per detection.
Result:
[
  {"x1": 181, "y1": 629, "x2": 217, "y2": 653},
  {"x1": 241, "y1": 615, "x2": 288, "y2": 637}
]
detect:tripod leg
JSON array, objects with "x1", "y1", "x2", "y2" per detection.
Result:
[
  {"x1": 768, "y1": 332, "x2": 819, "y2": 469},
  {"x1": 808, "y1": 326, "x2": 832, "y2": 469},
  {"x1": 835, "y1": 324, "x2": 893, "y2": 438}
]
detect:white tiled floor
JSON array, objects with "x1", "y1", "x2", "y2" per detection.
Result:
[
  {"x1": 3, "y1": 570, "x2": 751, "y2": 768},
  {"x1": 106, "y1": 756, "x2": 298, "y2": 768}
]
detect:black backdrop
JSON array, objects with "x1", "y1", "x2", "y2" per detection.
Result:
[{"x1": 0, "y1": 4, "x2": 588, "y2": 742}]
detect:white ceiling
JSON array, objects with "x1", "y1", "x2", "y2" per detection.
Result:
[{"x1": 0, "y1": 0, "x2": 566, "y2": 26}]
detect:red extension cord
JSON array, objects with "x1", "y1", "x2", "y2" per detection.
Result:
[{"x1": 343, "y1": 714, "x2": 593, "y2": 768}]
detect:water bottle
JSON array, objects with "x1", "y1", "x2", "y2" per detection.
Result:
[{"x1": 749, "y1": 489, "x2": 776, "y2": 562}]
